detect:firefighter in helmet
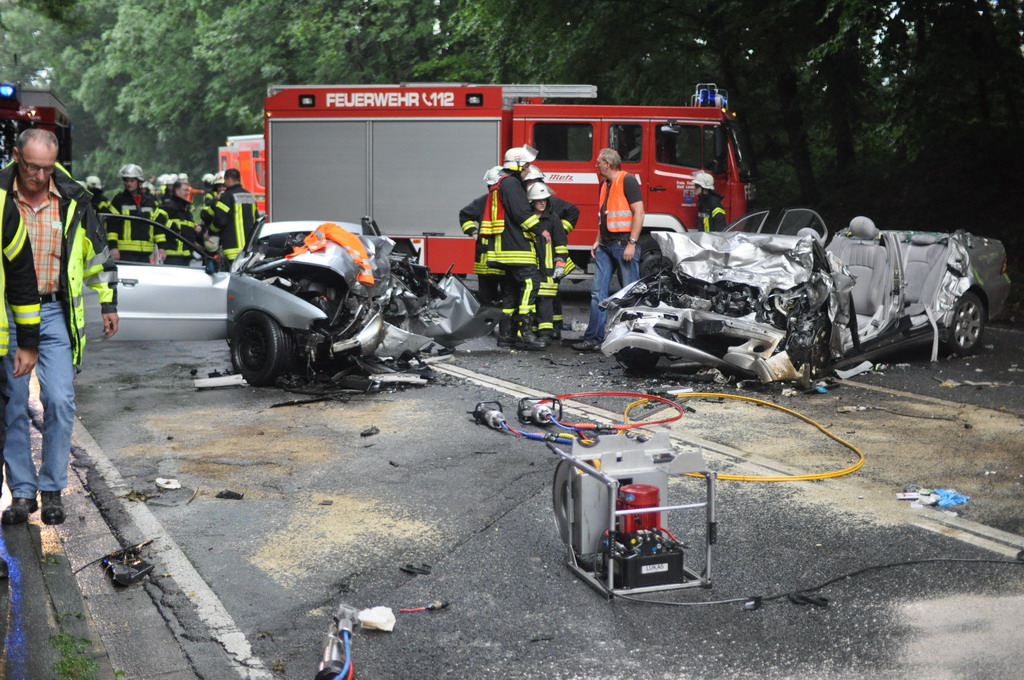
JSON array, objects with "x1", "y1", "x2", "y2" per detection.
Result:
[
  {"x1": 85, "y1": 175, "x2": 112, "y2": 215},
  {"x1": 484, "y1": 146, "x2": 547, "y2": 351},
  {"x1": 107, "y1": 163, "x2": 166, "y2": 262},
  {"x1": 458, "y1": 166, "x2": 506, "y2": 331},
  {"x1": 209, "y1": 168, "x2": 257, "y2": 261},
  {"x1": 199, "y1": 171, "x2": 226, "y2": 240},
  {"x1": 694, "y1": 171, "x2": 726, "y2": 232},
  {"x1": 522, "y1": 165, "x2": 578, "y2": 339}
]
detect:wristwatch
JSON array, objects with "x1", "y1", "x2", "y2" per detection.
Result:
[{"x1": 627, "y1": 238, "x2": 638, "y2": 245}]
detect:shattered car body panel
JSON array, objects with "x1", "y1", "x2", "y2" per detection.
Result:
[
  {"x1": 114, "y1": 217, "x2": 497, "y2": 386},
  {"x1": 602, "y1": 216, "x2": 1009, "y2": 383},
  {"x1": 603, "y1": 230, "x2": 850, "y2": 383}
]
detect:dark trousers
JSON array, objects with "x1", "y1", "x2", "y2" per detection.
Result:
[{"x1": 499, "y1": 265, "x2": 540, "y2": 317}]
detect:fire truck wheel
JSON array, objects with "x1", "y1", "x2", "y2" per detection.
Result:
[{"x1": 230, "y1": 311, "x2": 295, "y2": 386}]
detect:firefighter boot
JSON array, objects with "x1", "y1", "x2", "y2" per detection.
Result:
[
  {"x1": 496, "y1": 316, "x2": 514, "y2": 348},
  {"x1": 515, "y1": 315, "x2": 547, "y2": 351}
]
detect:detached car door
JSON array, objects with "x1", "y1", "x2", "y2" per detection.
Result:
[{"x1": 105, "y1": 215, "x2": 230, "y2": 341}]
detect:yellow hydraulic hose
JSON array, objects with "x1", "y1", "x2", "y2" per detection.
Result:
[{"x1": 622, "y1": 393, "x2": 865, "y2": 482}]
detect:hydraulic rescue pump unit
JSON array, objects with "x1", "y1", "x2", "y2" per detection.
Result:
[{"x1": 473, "y1": 398, "x2": 717, "y2": 597}]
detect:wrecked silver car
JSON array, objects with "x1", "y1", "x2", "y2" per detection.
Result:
[
  {"x1": 114, "y1": 218, "x2": 499, "y2": 385},
  {"x1": 601, "y1": 210, "x2": 1010, "y2": 382}
]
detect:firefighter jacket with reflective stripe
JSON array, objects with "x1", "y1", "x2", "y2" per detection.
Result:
[
  {"x1": 0, "y1": 187, "x2": 41, "y2": 355},
  {"x1": 697, "y1": 191, "x2": 727, "y2": 231},
  {"x1": 550, "y1": 196, "x2": 580, "y2": 235},
  {"x1": 286, "y1": 222, "x2": 375, "y2": 286},
  {"x1": 484, "y1": 174, "x2": 541, "y2": 267},
  {"x1": 91, "y1": 190, "x2": 112, "y2": 216},
  {"x1": 107, "y1": 189, "x2": 166, "y2": 254},
  {"x1": 211, "y1": 184, "x2": 258, "y2": 260},
  {"x1": 159, "y1": 195, "x2": 200, "y2": 257},
  {"x1": 459, "y1": 193, "x2": 503, "y2": 276},
  {"x1": 200, "y1": 190, "x2": 219, "y2": 233},
  {"x1": 598, "y1": 171, "x2": 634, "y2": 233},
  {"x1": 0, "y1": 162, "x2": 117, "y2": 366}
]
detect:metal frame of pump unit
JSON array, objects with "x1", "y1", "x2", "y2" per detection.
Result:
[{"x1": 549, "y1": 432, "x2": 717, "y2": 598}]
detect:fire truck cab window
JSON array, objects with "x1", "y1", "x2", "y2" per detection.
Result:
[
  {"x1": 534, "y1": 123, "x2": 593, "y2": 162},
  {"x1": 655, "y1": 124, "x2": 702, "y2": 169},
  {"x1": 609, "y1": 124, "x2": 642, "y2": 163}
]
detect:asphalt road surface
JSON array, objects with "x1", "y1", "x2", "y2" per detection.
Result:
[{"x1": 62, "y1": 291, "x2": 1024, "y2": 679}]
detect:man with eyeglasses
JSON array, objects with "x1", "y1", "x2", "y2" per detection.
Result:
[
  {"x1": 572, "y1": 148, "x2": 645, "y2": 352},
  {"x1": 0, "y1": 128, "x2": 118, "y2": 526}
]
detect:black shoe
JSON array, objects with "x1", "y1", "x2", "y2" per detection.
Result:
[
  {"x1": 40, "y1": 491, "x2": 65, "y2": 525},
  {"x1": 571, "y1": 340, "x2": 602, "y2": 352},
  {"x1": 1, "y1": 497, "x2": 39, "y2": 525}
]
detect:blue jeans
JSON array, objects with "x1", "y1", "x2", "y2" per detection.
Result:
[
  {"x1": 583, "y1": 243, "x2": 640, "y2": 344},
  {"x1": 3, "y1": 302, "x2": 76, "y2": 497}
]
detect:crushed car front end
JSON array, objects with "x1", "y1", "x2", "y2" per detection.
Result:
[{"x1": 602, "y1": 231, "x2": 851, "y2": 383}]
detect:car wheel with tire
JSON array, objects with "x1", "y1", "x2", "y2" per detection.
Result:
[
  {"x1": 230, "y1": 311, "x2": 295, "y2": 386},
  {"x1": 638, "y1": 235, "x2": 672, "y2": 279},
  {"x1": 941, "y1": 291, "x2": 986, "y2": 356}
]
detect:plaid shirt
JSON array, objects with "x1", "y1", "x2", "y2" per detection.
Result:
[{"x1": 12, "y1": 176, "x2": 63, "y2": 294}]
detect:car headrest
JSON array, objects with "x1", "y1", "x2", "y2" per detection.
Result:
[
  {"x1": 849, "y1": 216, "x2": 879, "y2": 240},
  {"x1": 797, "y1": 227, "x2": 823, "y2": 244},
  {"x1": 910, "y1": 233, "x2": 939, "y2": 245}
]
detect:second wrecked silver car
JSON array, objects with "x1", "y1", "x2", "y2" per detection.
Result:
[{"x1": 601, "y1": 211, "x2": 1010, "y2": 383}]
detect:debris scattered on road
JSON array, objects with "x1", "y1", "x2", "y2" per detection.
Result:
[
  {"x1": 935, "y1": 488, "x2": 970, "y2": 507},
  {"x1": 399, "y1": 601, "x2": 449, "y2": 613},
  {"x1": 155, "y1": 478, "x2": 181, "y2": 490},
  {"x1": 73, "y1": 539, "x2": 154, "y2": 586},
  {"x1": 361, "y1": 425, "x2": 380, "y2": 437},
  {"x1": 215, "y1": 490, "x2": 244, "y2": 500},
  {"x1": 126, "y1": 490, "x2": 151, "y2": 502},
  {"x1": 399, "y1": 563, "x2": 432, "y2": 576},
  {"x1": 358, "y1": 606, "x2": 396, "y2": 631},
  {"x1": 319, "y1": 499, "x2": 334, "y2": 506},
  {"x1": 835, "y1": 361, "x2": 873, "y2": 379},
  {"x1": 194, "y1": 373, "x2": 248, "y2": 390},
  {"x1": 896, "y1": 492, "x2": 919, "y2": 500},
  {"x1": 836, "y1": 405, "x2": 959, "y2": 421},
  {"x1": 388, "y1": 460, "x2": 400, "y2": 467}
]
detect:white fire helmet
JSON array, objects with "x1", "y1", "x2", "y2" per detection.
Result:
[
  {"x1": 202, "y1": 172, "x2": 215, "y2": 184},
  {"x1": 693, "y1": 171, "x2": 715, "y2": 191},
  {"x1": 213, "y1": 171, "x2": 226, "y2": 185},
  {"x1": 482, "y1": 165, "x2": 503, "y2": 187},
  {"x1": 119, "y1": 164, "x2": 145, "y2": 180},
  {"x1": 503, "y1": 145, "x2": 538, "y2": 172},
  {"x1": 527, "y1": 182, "x2": 554, "y2": 201},
  {"x1": 521, "y1": 165, "x2": 545, "y2": 182},
  {"x1": 85, "y1": 175, "x2": 103, "y2": 190}
]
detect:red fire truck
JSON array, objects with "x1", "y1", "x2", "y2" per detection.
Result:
[
  {"x1": 262, "y1": 83, "x2": 754, "y2": 275},
  {"x1": 1, "y1": 82, "x2": 73, "y2": 172},
  {"x1": 218, "y1": 134, "x2": 267, "y2": 211}
]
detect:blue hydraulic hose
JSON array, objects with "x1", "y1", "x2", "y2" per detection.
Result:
[
  {"x1": 500, "y1": 421, "x2": 575, "y2": 443},
  {"x1": 335, "y1": 629, "x2": 351, "y2": 679}
]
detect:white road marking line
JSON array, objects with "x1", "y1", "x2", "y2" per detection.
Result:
[{"x1": 72, "y1": 422, "x2": 273, "y2": 679}]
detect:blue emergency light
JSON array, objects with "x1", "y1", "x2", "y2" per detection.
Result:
[{"x1": 0, "y1": 83, "x2": 17, "y2": 99}]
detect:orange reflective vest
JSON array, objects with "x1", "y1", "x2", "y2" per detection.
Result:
[
  {"x1": 597, "y1": 171, "x2": 634, "y2": 233},
  {"x1": 286, "y1": 222, "x2": 375, "y2": 286}
]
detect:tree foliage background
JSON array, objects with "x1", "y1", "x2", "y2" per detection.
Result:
[{"x1": 2, "y1": 0, "x2": 1021, "y2": 295}]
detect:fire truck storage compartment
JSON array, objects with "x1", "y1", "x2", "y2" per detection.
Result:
[{"x1": 267, "y1": 118, "x2": 499, "y2": 237}]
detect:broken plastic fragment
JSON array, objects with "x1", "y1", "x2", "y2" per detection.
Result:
[
  {"x1": 155, "y1": 478, "x2": 182, "y2": 490},
  {"x1": 361, "y1": 425, "x2": 380, "y2": 437},
  {"x1": 215, "y1": 490, "x2": 244, "y2": 500},
  {"x1": 358, "y1": 606, "x2": 396, "y2": 631}
]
